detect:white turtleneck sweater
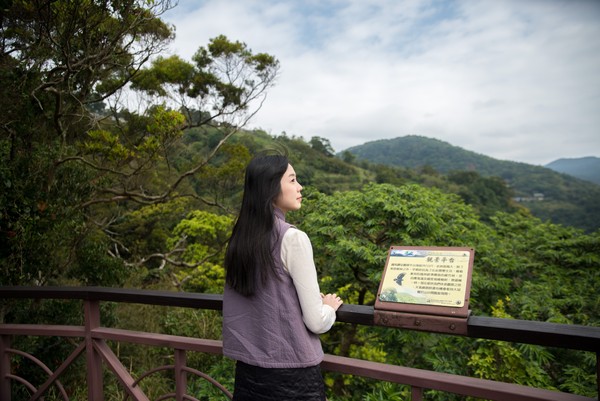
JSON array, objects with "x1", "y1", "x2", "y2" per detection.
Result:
[{"x1": 280, "y1": 227, "x2": 337, "y2": 334}]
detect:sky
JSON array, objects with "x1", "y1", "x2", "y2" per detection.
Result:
[{"x1": 161, "y1": 0, "x2": 600, "y2": 166}]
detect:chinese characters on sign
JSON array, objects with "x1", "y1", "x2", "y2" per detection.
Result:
[{"x1": 378, "y1": 249, "x2": 471, "y2": 308}]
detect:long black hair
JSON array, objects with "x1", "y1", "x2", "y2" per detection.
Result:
[{"x1": 224, "y1": 154, "x2": 290, "y2": 296}]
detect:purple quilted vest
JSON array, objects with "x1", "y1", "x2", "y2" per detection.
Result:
[{"x1": 222, "y1": 209, "x2": 324, "y2": 368}]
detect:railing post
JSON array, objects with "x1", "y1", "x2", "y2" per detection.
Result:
[
  {"x1": 175, "y1": 349, "x2": 187, "y2": 401},
  {"x1": 411, "y1": 386, "x2": 423, "y2": 401},
  {"x1": 85, "y1": 299, "x2": 103, "y2": 400},
  {"x1": 0, "y1": 335, "x2": 10, "y2": 401}
]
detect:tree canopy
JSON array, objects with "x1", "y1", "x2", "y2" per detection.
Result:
[
  {"x1": 1, "y1": 2, "x2": 598, "y2": 399},
  {"x1": 0, "y1": 0, "x2": 279, "y2": 287}
]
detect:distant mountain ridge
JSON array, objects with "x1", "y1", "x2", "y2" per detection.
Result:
[
  {"x1": 343, "y1": 135, "x2": 600, "y2": 233},
  {"x1": 545, "y1": 156, "x2": 600, "y2": 185},
  {"x1": 344, "y1": 136, "x2": 519, "y2": 175}
]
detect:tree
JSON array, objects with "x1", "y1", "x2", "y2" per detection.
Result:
[
  {"x1": 447, "y1": 171, "x2": 519, "y2": 221},
  {"x1": 289, "y1": 183, "x2": 485, "y2": 396},
  {"x1": 288, "y1": 183, "x2": 599, "y2": 399},
  {"x1": 167, "y1": 210, "x2": 234, "y2": 293},
  {"x1": 309, "y1": 136, "x2": 334, "y2": 156},
  {"x1": 1, "y1": 0, "x2": 172, "y2": 286},
  {"x1": 132, "y1": 35, "x2": 279, "y2": 129},
  {"x1": 341, "y1": 150, "x2": 356, "y2": 164},
  {"x1": 0, "y1": 1, "x2": 279, "y2": 287}
]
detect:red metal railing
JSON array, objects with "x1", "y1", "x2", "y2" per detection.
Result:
[{"x1": 1, "y1": 286, "x2": 598, "y2": 400}]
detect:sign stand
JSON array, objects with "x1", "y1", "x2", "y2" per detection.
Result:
[{"x1": 374, "y1": 246, "x2": 474, "y2": 335}]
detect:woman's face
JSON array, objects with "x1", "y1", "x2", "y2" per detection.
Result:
[{"x1": 274, "y1": 164, "x2": 303, "y2": 213}]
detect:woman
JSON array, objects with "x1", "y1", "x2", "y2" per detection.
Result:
[{"x1": 223, "y1": 154, "x2": 343, "y2": 400}]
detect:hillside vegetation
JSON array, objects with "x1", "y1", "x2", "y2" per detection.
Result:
[
  {"x1": 6, "y1": 127, "x2": 598, "y2": 400},
  {"x1": 344, "y1": 135, "x2": 600, "y2": 233},
  {"x1": 1, "y1": 2, "x2": 598, "y2": 399}
]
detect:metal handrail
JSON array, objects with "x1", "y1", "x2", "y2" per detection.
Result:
[
  {"x1": 1, "y1": 286, "x2": 598, "y2": 401},
  {"x1": 1, "y1": 286, "x2": 597, "y2": 351}
]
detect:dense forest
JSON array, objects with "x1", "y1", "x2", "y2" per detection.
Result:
[
  {"x1": 344, "y1": 136, "x2": 600, "y2": 233},
  {"x1": 1, "y1": 1, "x2": 599, "y2": 400}
]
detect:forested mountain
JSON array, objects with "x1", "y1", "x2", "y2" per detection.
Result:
[
  {"x1": 1, "y1": 2, "x2": 598, "y2": 399},
  {"x1": 343, "y1": 135, "x2": 600, "y2": 233},
  {"x1": 546, "y1": 156, "x2": 600, "y2": 185}
]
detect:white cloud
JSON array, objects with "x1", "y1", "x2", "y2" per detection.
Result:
[{"x1": 163, "y1": 0, "x2": 600, "y2": 165}]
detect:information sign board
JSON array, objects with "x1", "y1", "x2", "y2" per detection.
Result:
[{"x1": 375, "y1": 246, "x2": 474, "y2": 318}]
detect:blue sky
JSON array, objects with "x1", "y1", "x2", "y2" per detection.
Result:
[{"x1": 162, "y1": 0, "x2": 600, "y2": 165}]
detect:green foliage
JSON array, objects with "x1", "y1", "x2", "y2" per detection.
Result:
[
  {"x1": 162, "y1": 308, "x2": 235, "y2": 400},
  {"x1": 291, "y1": 183, "x2": 483, "y2": 307},
  {"x1": 84, "y1": 129, "x2": 132, "y2": 160},
  {"x1": 287, "y1": 182, "x2": 599, "y2": 397},
  {"x1": 290, "y1": 183, "x2": 485, "y2": 397},
  {"x1": 467, "y1": 299, "x2": 555, "y2": 389},
  {"x1": 78, "y1": 105, "x2": 188, "y2": 198},
  {"x1": 270, "y1": 134, "x2": 369, "y2": 194},
  {"x1": 68, "y1": 229, "x2": 127, "y2": 286},
  {"x1": 487, "y1": 213, "x2": 600, "y2": 325},
  {"x1": 310, "y1": 136, "x2": 335, "y2": 156},
  {"x1": 0, "y1": 0, "x2": 175, "y2": 286},
  {"x1": 327, "y1": 380, "x2": 409, "y2": 401},
  {"x1": 130, "y1": 55, "x2": 196, "y2": 96},
  {"x1": 447, "y1": 171, "x2": 519, "y2": 221},
  {"x1": 143, "y1": 106, "x2": 186, "y2": 150},
  {"x1": 195, "y1": 142, "x2": 252, "y2": 209},
  {"x1": 0, "y1": 140, "x2": 100, "y2": 286},
  {"x1": 1, "y1": 0, "x2": 279, "y2": 291},
  {"x1": 133, "y1": 34, "x2": 279, "y2": 117},
  {"x1": 3, "y1": 298, "x2": 120, "y2": 399},
  {"x1": 107, "y1": 297, "x2": 233, "y2": 401},
  {"x1": 345, "y1": 135, "x2": 600, "y2": 233},
  {"x1": 361, "y1": 383, "x2": 410, "y2": 401},
  {"x1": 2, "y1": 2, "x2": 598, "y2": 398},
  {"x1": 170, "y1": 211, "x2": 233, "y2": 252},
  {"x1": 169, "y1": 210, "x2": 233, "y2": 293},
  {"x1": 0, "y1": 3, "x2": 278, "y2": 398},
  {"x1": 559, "y1": 352, "x2": 598, "y2": 397},
  {"x1": 108, "y1": 198, "x2": 191, "y2": 269},
  {"x1": 346, "y1": 136, "x2": 491, "y2": 173}
]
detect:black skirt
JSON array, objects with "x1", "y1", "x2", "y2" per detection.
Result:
[{"x1": 233, "y1": 360, "x2": 327, "y2": 401}]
